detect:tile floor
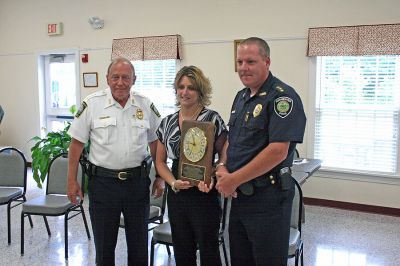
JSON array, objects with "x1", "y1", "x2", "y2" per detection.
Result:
[{"x1": 1, "y1": 172, "x2": 400, "y2": 266}]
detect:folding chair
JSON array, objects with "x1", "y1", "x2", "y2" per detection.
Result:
[
  {"x1": 147, "y1": 161, "x2": 167, "y2": 228},
  {"x1": 21, "y1": 153, "x2": 91, "y2": 260},
  {"x1": 288, "y1": 177, "x2": 304, "y2": 266},
  {"x1": 0, "y1": 147, "x2": 32, "y2": 244},
  {"x1": 150, "y1": 194, "x2": 229, "y2": 266}
]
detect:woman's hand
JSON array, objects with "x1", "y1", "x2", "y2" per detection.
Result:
[
  {"x1": 173, "y1": 179, "x2": 192, "y2": 190},
  {"x1": 198, "y1": 179, "x2": 214, "y2": 193}
]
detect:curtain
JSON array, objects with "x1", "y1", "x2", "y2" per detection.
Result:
[
  {"x1": 111, "y1": 35, "x2": 182, "y2": 61},
  {"x1": 307, "y1": 23, "x2": 400, "y2": 56}
]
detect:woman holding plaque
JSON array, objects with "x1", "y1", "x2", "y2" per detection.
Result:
[{"x1": 156, "y1": 66, "x2": 227, "y2": 266}]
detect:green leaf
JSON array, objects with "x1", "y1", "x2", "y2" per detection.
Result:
[
  {"x1": 69, "y1": 105, "x2": 77, "y2": 115},
  {"x1": 28, "y1": 104, "x2": 79, "y2": 188}
]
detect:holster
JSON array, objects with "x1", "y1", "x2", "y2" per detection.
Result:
[
  {"x1": 279, "y1": 171, "x2": 293, "y2": 191},
  {"x1": 79, "y1": 156, "x2": 92, "y2": 177}
]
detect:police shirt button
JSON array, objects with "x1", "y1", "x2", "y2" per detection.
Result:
[
  {"x1": 271, "y1": 180, "x2": 276, "y2": 185},
  {"x1": 269, "y1": 175, "x2": 274, "y2": 180}
]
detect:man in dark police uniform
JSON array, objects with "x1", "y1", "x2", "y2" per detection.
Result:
[{"x1": 216, "y1": 37, "x2": 306, "y2": 266}]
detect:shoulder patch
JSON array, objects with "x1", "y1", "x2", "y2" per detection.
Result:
[
  {"x1": 274, "y1": 97, "x2": 293, "y2": 118},
  {"x1": 75, "y1": 101, "x2": 87, "y2": 118},
  {"x1": 150, "y1": 103, "x2": 161, "y2": 117}
]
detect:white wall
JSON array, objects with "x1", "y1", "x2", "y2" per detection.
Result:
[{"x1": 1, "y1": 0, "x2": 399, "y2": 207}]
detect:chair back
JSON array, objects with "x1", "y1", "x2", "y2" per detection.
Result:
[
  {"x1": 0, "y1": 105, "x2": 4, "y2": 124},
  {"x1": 46, "y1": 153, "x2": 83, "y2": 195},
  {"x1": 219, "y1": 194, "x2": 229, "y2": 237},
  {"x1": 290, "y1": 177, "x2": 303, "y2": 232},
  {"x1": 0, "y1": 147, "x2": 27, "y2": 188},
  {"x1": 294, "y1": 148, "x2": 300, "y2": 159},
  {"x1": 148, "y1": 157, "x2": 168, "y2": 218},
  {"x1": 147, "y1": 158, "x2": 164, "y2": 204}
]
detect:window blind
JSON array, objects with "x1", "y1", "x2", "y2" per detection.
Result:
[
  {"x1": 315, "y1": 55, "x2": 400, "y2": 175},
  {"x1": 132, "y1": 59, "x2": 177, "y2": 118}
]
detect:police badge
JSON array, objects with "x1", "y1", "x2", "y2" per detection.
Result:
[
  {"x1": 253, "y1": 104, "x2": 263, "y2": 118},
  {"x1": 136, "y1": 108, "x2": 144, "y2": 120}
]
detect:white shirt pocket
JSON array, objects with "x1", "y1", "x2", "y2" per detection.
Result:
[
  {"x1": 93, "y1": 117, "x2": 117, "y2": 145},
  {"x1": 131, "y1": 119, "x2": 150, "y2": 144}
]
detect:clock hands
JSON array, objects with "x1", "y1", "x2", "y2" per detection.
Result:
[{"x1": 191, "y1": 133, "x2": 196, "y2": 146}]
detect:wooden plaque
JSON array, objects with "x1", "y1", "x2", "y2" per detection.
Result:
[{"x1": 178, "y1": 120, "x2": 215, "y2": 186}]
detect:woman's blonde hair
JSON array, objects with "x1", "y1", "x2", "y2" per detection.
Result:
[{"x1": 174, "y1": 66, "x2": 212, "y2": 107}]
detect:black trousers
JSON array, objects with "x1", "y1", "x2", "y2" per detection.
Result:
[
  {"x1": 167, "y1": 186, "x2": 222, "y2": 266},
  {"x1": 229, "y1": 182, "x2": 294, "y2": 266},
  {"x1": 88, "y1": 174, "x2": 150, "y2": 266}
]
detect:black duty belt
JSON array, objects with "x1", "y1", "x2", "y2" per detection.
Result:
[
  {"x1": 238, "y1": 167, "x2": 291, "y2": 196},
  {"x1": 90, "y1": 164, "x2": 142, "y2": 181}
]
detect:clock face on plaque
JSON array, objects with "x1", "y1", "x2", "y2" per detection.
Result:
[{"x1": 183, "y1": 127, "x2": 207, "y2": 162}]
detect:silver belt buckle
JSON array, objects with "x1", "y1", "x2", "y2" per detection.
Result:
[{"x1": 118, "y1": 171, "x2": 128, "y2": 180}]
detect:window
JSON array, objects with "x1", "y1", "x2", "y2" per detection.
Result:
[
  {"x1": 39, "y1": 52, "x2": 79, "y2": 134},
  {"x1": 314, "y1": 55, "x2": 400, "y2": 175},
  {"x1": 37, "y1": 51, "x2": 80, "y2": 136},
  {"x1": 132, "y1": 59, "x2": 177, "y2": 118}
]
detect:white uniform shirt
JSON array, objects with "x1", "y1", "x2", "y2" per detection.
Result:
[{"x1": 68, "y1": 88, "x2": 161, "y2": 169}]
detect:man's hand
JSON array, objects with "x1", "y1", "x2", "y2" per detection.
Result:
[
  {"x1": 67, "y1": 178, "x2": 83, "y2": 204},
  {"x1": 151, "y1": 177, "x2": 165, "y2": 198},
  {"x1": 216, "y1": 167, "x2": 238, "y2": 198}
]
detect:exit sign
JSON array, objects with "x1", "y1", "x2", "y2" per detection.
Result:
[{"x1": 47, "y1": 23, "x2": 63, "y2": 36}]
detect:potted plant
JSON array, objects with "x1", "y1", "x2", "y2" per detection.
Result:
[{"x1": 30, "y1": 106, "x2": 76, "y2": 188}]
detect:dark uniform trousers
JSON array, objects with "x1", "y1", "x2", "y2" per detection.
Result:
[
  {"x1": 229, "y1": 181, "x2": 295, "y2": 266},
  {"x1": 88, "y1": 173, "x2": 150, "y2": 266},
  {"x1": 167, "y1": 186, "x2": 222, "y2": 266}
]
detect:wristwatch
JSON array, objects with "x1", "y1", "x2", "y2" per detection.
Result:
[
  {"x1": 215, "y1": 162, "x2": 226, "y2": 169},
  {"x1": 171, "y1": 181, "x2": 180, "y2": 193}
]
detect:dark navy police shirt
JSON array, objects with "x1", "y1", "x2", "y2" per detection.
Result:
[{"x1": 227, "y1": 72, "x2": 306, "y2": 174}]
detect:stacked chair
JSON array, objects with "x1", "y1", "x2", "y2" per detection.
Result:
[
  {"x1": 20, "y1": 152, "x2": 91, "y2": 260},
  {"x1": 0, "y1": 147, "x2": 33, "y2": 244}
]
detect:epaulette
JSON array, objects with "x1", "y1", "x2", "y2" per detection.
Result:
[
  {"x1": 84, "y1": 89, "x2": 107, "y2": 102},
  {"x1": 131, "y1": 90, "x2": 146, "y2": 98},
  {"x1": 75, "y1": 90, "x2": 106, "y2": 118}
]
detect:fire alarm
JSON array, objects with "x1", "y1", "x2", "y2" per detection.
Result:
[{"x1": 81, "y1": 54, "x2": 88, "y2": 63}]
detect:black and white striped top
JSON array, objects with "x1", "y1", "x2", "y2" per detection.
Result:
[{"x1": 156, "y1": 107, "x2": 227, "y2": 160}]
